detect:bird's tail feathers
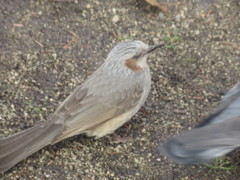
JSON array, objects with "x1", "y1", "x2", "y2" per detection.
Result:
[{"x1": 0, "y1": 118, "x2": 63, "y2": 173}]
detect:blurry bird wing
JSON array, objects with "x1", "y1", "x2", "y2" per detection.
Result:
[
  {"x1": 198, "y1": 82, "x2": 240, "y2": 127},
  {"x1": 221, "y1": 82, "x2": 240, "y2": 102},
  {"x1": 176, "y1": 115, "x2": 240, "y2": 149},
  {"x1": 162, "y1": 115, "x2": 240, "y2": 164},
  {"x1": 162, "y1": 82, "x2": 240, "y2": 164}
]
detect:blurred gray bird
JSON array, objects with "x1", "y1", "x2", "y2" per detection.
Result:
[
  {"x1": 161, "y1": 82, "x2": 240, "y2": 164},
  {"x1": 0, "y1": 40, "x2": 164, "y2": 173}
]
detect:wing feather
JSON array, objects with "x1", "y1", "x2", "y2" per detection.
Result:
[{"x1": 51, "y1": 67, "x2": 149, "y2": 144}]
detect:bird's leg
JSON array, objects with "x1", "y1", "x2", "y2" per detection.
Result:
[{"x1": 110, "y1": 132, "x2": 132, "y2": 144}]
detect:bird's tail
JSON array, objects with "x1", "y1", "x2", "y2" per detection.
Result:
[
  {"x1": 161, "y1": 117, "x2": 240, "y2": 164},
  {"x1": 0, "y1": 117, "x2": 64, "y2": 173}
]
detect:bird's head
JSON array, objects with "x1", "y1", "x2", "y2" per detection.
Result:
[{"x1": 106, "y1": 40, "x2": 164, "y2": 72}]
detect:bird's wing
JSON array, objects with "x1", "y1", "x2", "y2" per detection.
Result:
[
  {"x1": 51, "y1": 69, "x2": 147, "y2": 143},
  {"x1": 162, "y1": 82, "x2": 240, "y2": 164},
  {"x1": 162, "y1": 115, "x2": 240, "y2": 164},
  {"x1": 198, "y1": 82, "x2": 240, "y2": 127}
]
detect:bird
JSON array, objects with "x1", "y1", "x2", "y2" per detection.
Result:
[
  {"x1": 161, "y1": 82, "x2": 240, "y2": 164},
  {"x1": 0, "y1": 40, "x2": 164, "y2": 173}
]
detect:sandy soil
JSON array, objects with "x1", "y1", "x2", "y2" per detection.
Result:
[{"x1": 0, "y1": 0, "x2": 239, "y2": 179}]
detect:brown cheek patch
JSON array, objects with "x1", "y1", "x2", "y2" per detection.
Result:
[{"x1": 125, "y1": 58, "x2": 144, "y2": 72}]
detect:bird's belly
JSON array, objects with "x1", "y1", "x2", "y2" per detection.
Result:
[{"x1": 84, "y1": 110, "x2": 134, "y2": 138}]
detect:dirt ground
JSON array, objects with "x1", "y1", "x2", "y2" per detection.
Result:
[{"x1": 0, "y1": 0, "x2": 239, "y2": 179}]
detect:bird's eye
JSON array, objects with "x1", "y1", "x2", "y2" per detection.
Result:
[{"x1": 133, "y1": 53, "x2": 142, "y2": 59}]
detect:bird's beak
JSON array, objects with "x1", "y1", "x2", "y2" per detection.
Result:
[{"x1": 147, "y1": 42, "x2": 165, "y2": 53}]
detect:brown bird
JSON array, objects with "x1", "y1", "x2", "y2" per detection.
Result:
[
  {"x1": 161, "y1": 82, "x2": 240, "y2": 164},
  {"x1": 0, "y1": 40, "x2": 164, "y2": 173}
]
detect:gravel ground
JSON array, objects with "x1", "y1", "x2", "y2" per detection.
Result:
[{"x1": 0, "y1": 0, "x2": 239, "y2": 179}]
